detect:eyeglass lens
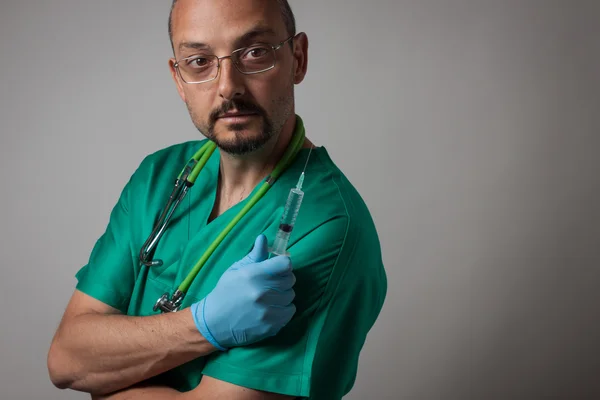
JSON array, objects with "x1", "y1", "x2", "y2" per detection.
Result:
[{"x1": 178, "y1": 44, "x2": 277, "y2": 83}]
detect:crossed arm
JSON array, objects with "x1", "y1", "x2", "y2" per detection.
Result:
[
  {"x1": 47, "y1": 290, "x2": 295, "y2": 399},
  {"x1": 91, "y1": 377, "x2": 291, "y2": 400}
]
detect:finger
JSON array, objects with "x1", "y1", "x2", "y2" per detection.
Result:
[
  {"x1": 264, "y1": 271, "x2": 296, "y2": 291},
  {"x1": 246, "y1": 234, "x2": 268, "y2": 263},
  {"x1": 262, "y1": 288, "x2": 295, "y2": 306},
  {"x1": 259, "y1": 255, "x2": 292, "y2": 276},
  {"x1": 269, "y1": 303, "x2": 296, "y2": 334},
  {"x1": 267, "y1": 303, "x2": 297, "y2": 329}
]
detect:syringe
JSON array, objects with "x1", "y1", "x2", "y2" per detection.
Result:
[
  {"x1": 269, "y1": 147, "x2": 313, "y2": 256},
  {"x1": 269, "y1": 173, "x2": 305, "y2": 256}
]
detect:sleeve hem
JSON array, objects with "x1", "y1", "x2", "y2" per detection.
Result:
[
  {"x1": 201, "y1": 360, "x2": 309, "y2": 398},
  {"x1": 75, "y1": 278, "x2": 129, "y2": 314}
]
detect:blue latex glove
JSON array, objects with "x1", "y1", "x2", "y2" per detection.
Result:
[{"x1": 191, "y1": 234, "x2": 296, "y2": 351}]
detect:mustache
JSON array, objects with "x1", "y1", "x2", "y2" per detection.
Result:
[{"x1": 209, "y1": 99, "x2": 266, "y2": 123}]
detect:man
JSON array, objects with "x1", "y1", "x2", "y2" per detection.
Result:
[{"x1": 47, "y1": 0, "x2": 387, "y2": 399}]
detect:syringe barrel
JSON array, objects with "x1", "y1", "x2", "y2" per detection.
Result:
[
  {"x1": 280, "y1": 188, "x2": 304, "y2": 227},
  {"x1": 270, "y1": 188, "x2": 304, "y2": 256},
  {"x1": 270, "y1": 229, "x2": 292, "y2": 256}
]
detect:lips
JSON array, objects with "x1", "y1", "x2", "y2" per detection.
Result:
[{"x1": 218, "y1": 111, "x2": 257, "y2": 119}]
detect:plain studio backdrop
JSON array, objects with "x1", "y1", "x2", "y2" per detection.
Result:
[{"x1": 1, "y1": 1, "x2": 599, "y2": 399}]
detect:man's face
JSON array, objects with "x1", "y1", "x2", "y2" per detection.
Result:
[{"x1": 170, "y1": 0, "x2": 298, "y2": 155}]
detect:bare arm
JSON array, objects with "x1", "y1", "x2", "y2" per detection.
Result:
[
  {"x1": 92, "y1": 385, "x2": 181, "y2": 400},
  {"x1": 92, "y1": 376, "x2": 296, "y2": 400},
  {"x1": 47, "y1": 290, "x2": 216, "y2": 396}
]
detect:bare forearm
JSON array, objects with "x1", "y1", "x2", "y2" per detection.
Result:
[
  {"x1": 92, "y1": 385, "x2": 182, "y2": 400},
  {"x1": 49, "y1": 308, "x2": 215, "y2": 395}
]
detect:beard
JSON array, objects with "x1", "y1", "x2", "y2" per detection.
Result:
[{"x1": 186, "y1": 92, "x2": 294, "y2": 156}]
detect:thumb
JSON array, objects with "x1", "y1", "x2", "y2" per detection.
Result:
[{"x1": 246, "y1": 234, "x2": 268, "y2": 263}]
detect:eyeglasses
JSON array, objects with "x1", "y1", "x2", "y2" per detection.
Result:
[{"x1": 174, "y1": 36, "x2": 295, "y2": 84}]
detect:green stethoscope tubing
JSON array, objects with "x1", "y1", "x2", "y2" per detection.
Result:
[{"x1": 176, "y1": 117, "x2": 306, "y2": 294}]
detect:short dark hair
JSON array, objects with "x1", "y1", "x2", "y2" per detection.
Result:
[{"x1": 168, "y1": 0, "x2": 296, "y2": 51}]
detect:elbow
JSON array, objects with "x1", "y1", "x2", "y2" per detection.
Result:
[
  {"x1": 47, "y1": 342, "x2": 113, "y2": 396},
  {"x1": 47, "y1": 340, "x2": 80, "y2": 391},
  {"x1": 47, "y1": 342, "x2": 72, "y2": 389}
]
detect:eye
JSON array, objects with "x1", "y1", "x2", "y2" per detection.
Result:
[
  {"x1": 194, "y1": 58, "x2": 208, "y2": 66},
  {"x1": 242, "y1": 45, "x2": 270, "y2": 60},
  {"x1": 185, "y1": 56, "x2": 213, "y2": 69}
]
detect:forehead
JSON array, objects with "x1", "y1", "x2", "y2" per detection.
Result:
[{"x1": 171, "y1": 0, "x2": 286, "y2": 49}]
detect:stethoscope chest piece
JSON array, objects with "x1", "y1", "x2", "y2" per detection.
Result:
[{"x1": 154, "y1": 290, "x2": 185, "y2": 313}]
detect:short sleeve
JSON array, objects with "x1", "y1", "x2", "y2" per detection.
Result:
[
  {"x1": 74, "y1": 173, "x2": 137, "y2": 313},
  {"x1": 303, "y1": 219, "x2": 387, "y2": 399},
  {"x1": 200, "y1": 216, "x2": 387, "y2": 399}
]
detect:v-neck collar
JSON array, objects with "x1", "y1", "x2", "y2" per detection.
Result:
[{"x1": 186, "y1": 144, "x2": 270, "y2": 237}]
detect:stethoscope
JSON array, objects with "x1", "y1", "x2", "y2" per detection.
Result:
[{"x1": 139, "y1": 117, "x2": 306, "y2": 313}]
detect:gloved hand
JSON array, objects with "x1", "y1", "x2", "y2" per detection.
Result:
[{"x1": 190, "y1": 234, "x2": 296, "y2": 351}]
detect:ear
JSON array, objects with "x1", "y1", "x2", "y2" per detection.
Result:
[
  {"x1": 291, "y1": 32, "x2": 309, "y2": 84},
  {"x1": 169, "y1": 58, "x2": 187, "y2": 103}
]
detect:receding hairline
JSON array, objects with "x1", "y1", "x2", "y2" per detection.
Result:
[
  {"x1": 178, "y1": 25, "x2": 279, "y2": 52},
  {"x1": 168, "y1": 0, "x2": 297, "y2": 52}
]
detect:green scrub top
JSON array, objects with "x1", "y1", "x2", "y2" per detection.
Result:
[{"x1": 75, "y1": 121, "x2": 387, "y2": 399}]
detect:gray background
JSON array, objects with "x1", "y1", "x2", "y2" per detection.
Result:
[{"x1": 1, "y1": 1, "x2": 599, "y2": 399}]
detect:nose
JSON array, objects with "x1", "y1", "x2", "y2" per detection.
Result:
[{"x1": 217, "y1": 57, "x2": 245, "y2": 101}]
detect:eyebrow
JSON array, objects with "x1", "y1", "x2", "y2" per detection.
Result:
[
  {"x1": 236, "y1": 26, "x2": 278, "y2": 46},
  {"x1": 178, "y1": 26, "x2": 278, "y2": 53}
]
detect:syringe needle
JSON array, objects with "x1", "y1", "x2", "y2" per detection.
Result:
[
  {"x1": 302, "y1": 145, "x2": 314, "y2": 173},
  {"x1": 296, "y1": 145, "x2": 314, "y2": 191}
]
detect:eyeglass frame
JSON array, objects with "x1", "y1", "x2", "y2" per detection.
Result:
[{"x1": 173, "y1": 35, "x2": 296, "y2": 84}]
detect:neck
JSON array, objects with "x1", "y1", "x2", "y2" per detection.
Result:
[{"x1": 217, "y1": 116, "x2": 297, "y2": 202}]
